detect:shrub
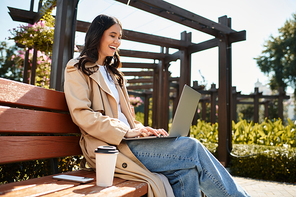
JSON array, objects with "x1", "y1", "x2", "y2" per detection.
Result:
[
  {"x1": 230, "y1": 144, "x2": 296, "y2": 183},
  {"x1": 191, "y1": 118, "x2": 296, "y2": 147},
  {"x1": 190, "y1": 118, "x2": 296, "y2": 183},
  {"x1": 0, "y1": 156, "x2": 82, "y2": 184}
]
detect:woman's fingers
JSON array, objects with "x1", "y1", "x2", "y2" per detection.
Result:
[
  {"x1": 125, "y1": 127, "x2": 169, "y2": 138},
  {"x1": 144, "y1": 127, "x2": 168, "y2": 137},
  {"x1": 141, "y1": 127, "x2": 157, "y2": 136},
  {"x1": 159, "y1": 129, "x2": 169, "y2": 136}
]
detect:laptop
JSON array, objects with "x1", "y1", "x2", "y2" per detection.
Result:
[{"x1": 124, "y1": 85, "x2": 201, "y2": 140}]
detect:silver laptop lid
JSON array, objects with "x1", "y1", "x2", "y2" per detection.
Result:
[{"x1": 169, "y1": 85, "x2": 201, "y2": 137}]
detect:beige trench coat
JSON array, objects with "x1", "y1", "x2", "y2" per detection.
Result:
[{"x1": 64, "y1": 58, "x2": 167, "y2": 197}]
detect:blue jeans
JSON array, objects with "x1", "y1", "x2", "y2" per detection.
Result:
[{"x1": 126, "y1": 137, "x2": 250, "y2": 197}]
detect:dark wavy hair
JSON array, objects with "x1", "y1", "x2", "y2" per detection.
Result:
[{"x1": 77, "y1": 14, "x2": 124, "y2": 87}]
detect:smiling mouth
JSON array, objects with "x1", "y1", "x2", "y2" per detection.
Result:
[{"x1": 109, "y1": 46, "x2": 116, "y2": 50}]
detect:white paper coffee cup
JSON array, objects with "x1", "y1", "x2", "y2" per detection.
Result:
[{"x1": 95, "y1": 146, "x2": 119, "y2": 187}]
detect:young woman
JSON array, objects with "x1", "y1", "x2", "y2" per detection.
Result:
[{"x1": 64, "y1": 14, "x2": 250, "y2": 197}]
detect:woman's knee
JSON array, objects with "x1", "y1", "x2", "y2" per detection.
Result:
[{"x1": 175, "y1": 137, "x2": 203, "y2": 154}]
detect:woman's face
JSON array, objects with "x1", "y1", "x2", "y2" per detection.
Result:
[{"x1": 98, "y1": 23, "x2": 122, "y2": 63}]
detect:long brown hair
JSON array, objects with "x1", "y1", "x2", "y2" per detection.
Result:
[{"x1": 77, "y1": 14, "x2": 124, "y2": 87}]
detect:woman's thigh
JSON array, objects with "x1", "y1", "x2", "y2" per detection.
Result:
[{"x1": 126, "y1": 137, "x2": 203, "y2": 172}]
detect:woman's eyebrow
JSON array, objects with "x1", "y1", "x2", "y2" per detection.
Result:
[{"x1": 110, "y1": 32, "x2": 122, "y2": 36}]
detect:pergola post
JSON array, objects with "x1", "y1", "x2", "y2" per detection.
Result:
[
  {"x1": 162, "y1": 63, "x2": 170, "y2": 131},
  {"x1": 210, "y1": 84, "x2": 217, "y2": 124},
  {"x1": 232, "y1": 86, "x2": 238, "y2": 123},
  {"x1": 179, "y1": 31, "x2": 192, "y2": 94},
  {"x1": 218, "y1": 16, "x2": 232, "y2": 166},
  {"x1": 253, "y1": 87, "x2": 261, "y2": 123},
  {"x1": 23, "y1": 49, "x2": 30, "y2": 84},
  {"x1": 264, "y1": 100, "x2": 270, "y2": 119},
  {"x1": 152, "y1": 64, "x2": 160, "y2": 128},
  {"x1": 144, "y1": 94, "x2": 150, "y2": 126},
  {"x1": 30, "y1": 47, "x2": 38, "y2": 85},
  {"x1": 50, "y1": 0, "x2": 79, "y2": 91},
  {"x1": 156, "y1": 55, "x2": 164, "y2": 128},
  {"x1": 201, "y1": 99, "x2": 207, "y2": 121},
  {"x1": 278, "y1": 87, "x2": 284, "y2": 120}
]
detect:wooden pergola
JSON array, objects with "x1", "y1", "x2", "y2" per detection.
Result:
[
  {"x1": 8, "y1": 0, "x2": 246, "y2": 166},
  {"x1": 198, "y1": 85, "x2": 290, "y2": 123}
]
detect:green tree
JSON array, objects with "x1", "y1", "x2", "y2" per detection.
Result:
[
  {"x1": 239, "y1": 105, "x2": 254, "y2": 123},
  {"x1": 255, "y1": 13, "x2": 296, "y2": 95}
]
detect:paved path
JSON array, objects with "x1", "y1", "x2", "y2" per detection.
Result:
[{"x1": 233, "y1": 176, "x2": 296, "y2": 197}]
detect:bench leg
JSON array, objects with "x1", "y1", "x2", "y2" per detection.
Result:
[{"x1": 50, "y1": 158, "x2": 59, "y2": 174}]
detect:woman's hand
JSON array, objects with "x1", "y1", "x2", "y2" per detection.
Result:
[{"x1": 125, "y1": 127, "x2": 168, "y2": 138}]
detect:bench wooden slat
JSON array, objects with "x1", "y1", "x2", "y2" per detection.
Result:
[
  {"x1": 0, "y1": 136, "x2": 82, "y2": 164},
  {"x1": 43, "y1": 178, "x2": 127, "y2": 197},
  {"x1": 106, "y1": 180, "x2": 148, "y2": 197},
  {"x1": 0, "y1": 170, "x2": 95, "y2": 194},
  {"x1": 0, "y1": 180, "x2": 80, "y2": 197},
  {"x1": 0, "y1": 107, "x2": 80, "y2": 134},
  {"x1": 0, "y1": 78, "x2": 68, "y2": 111},
  {"x1": 0, "y1": 170, "x2": 148, "y2": 197}
]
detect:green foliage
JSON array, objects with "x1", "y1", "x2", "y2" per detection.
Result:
[
  {"x1": 267, "y1": 100, "x2": 280, "y2": 120},
  {"x1": 134, "y1": 98, "x2": 153, "y2": 127},
  {"x1": 1, "y1": 11, "x2": 54, "y2": 88},
  {"x1": 40, "y1": 0, "x2": 57, "y2": 16},
  {"x1": 255, "y1": 13, "x2": 296, "y2": 95},
  {"x1": 9, "y1": 12, "x2": 55, "y2": 55},
  {"x1": 196, "y1": 103, "x2": 218, "y2": 122},
  {"x1": 191, "y1": 119, "x2": 296, "y2": 183},
  {"x1": 239, "y1": 105, "x2": 254, "y2": 122},
  {"x1": 0, "y1": 41, "x2": 23, "y2": 81},
  {"x1": 191, "y1": 118, "x2": 296, "y2": 147},
  {"x1": 232, "y1": 118, "x2": 296, "y2": 147},
  {"x1": 0, "y1": 156, "x2": 82, "y2": 184},
  {"x1": 190, "y1": 119, "x2": 218, "y2": 144},
  {"x1": 230, "y1": 144, "x2": 296, "y2": 183},
  {"x1": 135, "y1": 111, "x2": 145, "y2": 124}
]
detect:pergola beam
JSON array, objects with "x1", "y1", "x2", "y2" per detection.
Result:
[
  {"x1": 164, "y1": 51, "x2": 180, "y2": 64},
  {"x1": 7, "y1": 8, "x2": 191, "y2": 50},
  {"x1": 122, "y1": 29, "x2": 189, "y2": 49},
  {"x1": 119, "y1": 49, "x2": 166, "y2": 59},
  {"x1": 115, "y1": 0, "x2": 236, "y2": 37},
  {"x1": 127, "y1": 78, "x2": 153, "y2": 83},
  {"x1": 122, "y1": 62, "x2": 157, "y2": 69},
  {"x1": 76, "y1": 20, "x2": 191, "y2": 49},
  {"x1": 8, "y1": 7, "x2": 37, "y2": 24},
  {"x1": 123, "y1": 71, "x2": 153, "y2": 76},
  {"x1": 188, "y1": 38, "x2": 219, "y2": 54},
  {"x1": 8, "y1": 0, "x2": 54, "y2": 25},
  {"x1": 127, "y1": 84, "x2": 153, "y2": 90},
  {"x1": 127, "y1": 77, "x2": 179, "y2": 84},
  {"x1": 188, "y1": 30, "x2": 246, "y2": 54},
  {"x1": 229, "y1": 30, "x2": 246, "y2": 43}
]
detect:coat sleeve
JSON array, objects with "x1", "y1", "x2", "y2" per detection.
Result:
[
  {"x1": 64, "y1": 66, "x2": 129, "y2": 146},
  {"x1": 134, "y1": 120, "x2": 145, "y2": 129}
]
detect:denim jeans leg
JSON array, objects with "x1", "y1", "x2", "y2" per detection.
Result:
[{"x1": 126, "y1": 137, "x2": 250, "y2": 197}]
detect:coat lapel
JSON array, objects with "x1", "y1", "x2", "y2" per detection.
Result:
[
  {"x1": 89, "y1": 68, "x2": 119, "y2": 118},
  {"x1": 89, "y1": 69, "x2": 113, "y2": 98},
  {"x1": 89, "y1": 66, "x2": 134, "y2": 128}
]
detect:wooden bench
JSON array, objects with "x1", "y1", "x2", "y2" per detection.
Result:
[{"x1": 0, "y1": 77, "x2": 148, "y2": 196}]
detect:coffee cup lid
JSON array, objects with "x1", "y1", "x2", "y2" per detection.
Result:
[{"x1": 95, "y1": 146, "x2": 119, "y2": 154}]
